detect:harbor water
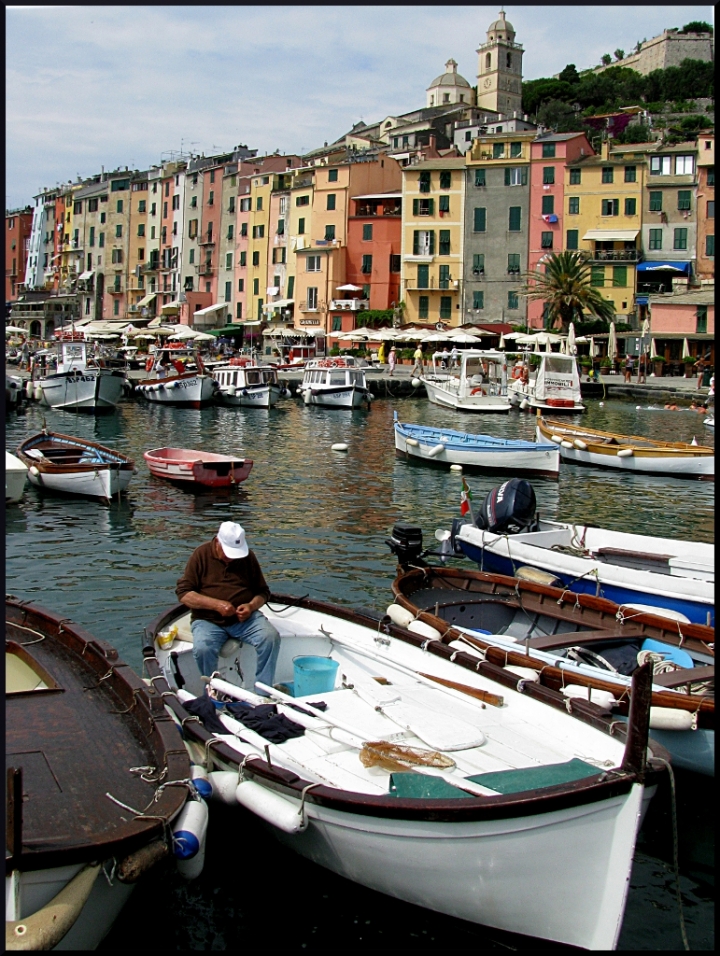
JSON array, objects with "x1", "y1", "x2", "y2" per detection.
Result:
[{"x1": 5, "y1": 394, "x2": 714, "y2": 950}]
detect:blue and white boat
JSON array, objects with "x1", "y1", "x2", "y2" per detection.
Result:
[
  {"x1": 450, "y1": 479, "x2": 714, "y2": 627},
  {"x1": 393, "y1": 414, "x2": 559, "y2": 478}
]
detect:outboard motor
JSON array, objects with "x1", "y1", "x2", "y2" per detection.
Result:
[
  {"x1": 475, "y1": 479, "x2": 538, "y2": 535},
  {"x1": 386, "y1": 523, "x2": 424, "y2": 567}
]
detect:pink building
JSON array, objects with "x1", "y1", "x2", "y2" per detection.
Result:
[
  {"x1": 527, "y1": 132, "x2": 594, "y2": 329},
  {"x1": 648, "y1": 288, "x2": 714, "y2": 366}
]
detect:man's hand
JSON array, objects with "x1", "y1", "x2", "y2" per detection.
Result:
[
  {"x1": 235, "y1": 602, "x2": 254, "y2": 622},
  {"x1": 216, "y1": 600, "x2": 236, "y2": 617}
]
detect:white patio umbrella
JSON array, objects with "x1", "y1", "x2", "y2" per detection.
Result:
[
  {"x1": 682, "y1": 337, "x2": 690, "y2": 358},
  {"x1": 192, "y1": 331, "x2": 216, "y2": 341},
  {"x1": 394, "y1": 328, "x2": 432, "y2": 342},
  {"x1": 534, "y1": 336, "x2": 541, "y2": 353},
  {"x1": 169, "y1": 328, "x2": 199, "y2": 340},
  {"x1": 566, "y1": 322, "x2": 577, "y2": 356},
  {"x1": 446, "y1": 331, "x2": 482, "y2": 343},
  {"x1": 642, "y1": 317, "x2": 651, "y2": 338},
  {"x1": 346, "y1": 326, "x2": 375, "y2": 339},
  {"x1": 558, "y1": 338, "x2": 566, "y2": 354},
  {"x1": 375, "y1": 327, "x2": 400, "y2": 340},
  {"x1": 607, "y1": 322, "x2": 617, "y2": 361},
  {"x1": 589, "y1": 336, "x2": 597, "y2": 358},
  {"x1": 133, "y1": 333, "x2": 156, "y2": 340},
  {"x1": 5, "y1": 325, "x2": 27, "y2": 335},
  {"x1": 498, "y1": 334, "x2": 506, "y2": 349},
  {"x1": 501, "y1": 331, "x2": 526, "y2": 341},
  {"x1": 650, "y1": 338, "x2": 658, "y2": 357},
  {"x1": 335, "y1": 284, "x2": 363, "y2": 292}
]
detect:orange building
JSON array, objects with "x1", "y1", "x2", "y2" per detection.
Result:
[
  {"x1": 5, "y1": 207, "x2": 33, "y2": 301},
  {"x1": 343, "y1": 191, "x2": 402, "y2": 331}
]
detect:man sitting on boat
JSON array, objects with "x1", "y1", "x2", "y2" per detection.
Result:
[{"x1": 176, "y1": 522, "x2": 280, "y2": 693}]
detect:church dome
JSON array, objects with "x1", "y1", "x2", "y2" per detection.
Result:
[
  {"x1": 427, "y1": 58, "x2": 471, "y2": 90},
  {"x1": 488, "y1": 8, "x2": 515, "y2": 40}
]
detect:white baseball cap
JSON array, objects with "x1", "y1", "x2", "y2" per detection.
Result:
[{"x1": 217, "y1": 522, "x2": 249, "y2": 559}]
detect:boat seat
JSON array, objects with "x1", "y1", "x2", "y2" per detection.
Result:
[
  {"x1": 525, "y1": 627, "x2": 645, "y2": 651},
  {"x1": 388, "y1": 758, "x2": 600, "y2": 799},
  {"x1": 650, "y1": 665, "x2": 714, "y2": 688}
]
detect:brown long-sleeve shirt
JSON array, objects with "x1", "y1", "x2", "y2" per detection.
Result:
[{"x1": 175, "y1": 540, "x2": 271, "y2": 625}]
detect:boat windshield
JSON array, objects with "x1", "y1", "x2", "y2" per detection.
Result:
[{"x1": 544, "y1": 356, "x2": 576, "y2": 374}]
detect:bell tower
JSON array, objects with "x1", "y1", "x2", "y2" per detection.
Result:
[{"x1": 476, "y1": 9, "x2": 524, "y2": 116}]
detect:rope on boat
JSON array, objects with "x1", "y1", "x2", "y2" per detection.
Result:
[
  {"x1": 298, "y1": 782, "x2": 323, "y2": 821},
  {"x1": 8, "y1": 621, "x2": 47, "y2": 645},
  {"x1": 652, "y1": 757, "x2": 690, "y2": 951}
]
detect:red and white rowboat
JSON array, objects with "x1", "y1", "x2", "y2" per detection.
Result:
[{"x1": 143, "y1": 447, "x2": 253, "y2": 487}]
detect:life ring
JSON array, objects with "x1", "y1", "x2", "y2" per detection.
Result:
[
  {"x1": 511, "y1": 366, "x2": 523, "y2": 380},
  {"x1": 470, "y1": 387, "x2": 486, "y2": 396}
]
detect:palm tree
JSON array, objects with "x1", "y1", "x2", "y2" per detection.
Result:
[{"x1": 521, "y1": 251, "x2": 616, "y2": 332}]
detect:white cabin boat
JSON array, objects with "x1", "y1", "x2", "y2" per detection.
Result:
[
  {"x1": 212, "y1": 359, "x2": 286, "y2": 408},
  {"x1": 35, "y1": 341, "x2": 126, "y2": 413},
  {"x1": 421, "y1": 350, "x2": 510, "y2": 413},
  {"x1": 507, "y1": 353, "x2": 584, "y2": 413},
  {"x1": 300, "y1": 358, "x2": 371, "y2": 409},
  {"x1": 6, "y1": 451, "x2": 28, "y2": 503},
  {"x1": 135, "y1": 352, "x2": 216, "y2": 408}
]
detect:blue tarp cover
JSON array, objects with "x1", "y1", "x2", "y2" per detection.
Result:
[{"x1": 636, "y1": 261, "x2": 690, "y2": 273}]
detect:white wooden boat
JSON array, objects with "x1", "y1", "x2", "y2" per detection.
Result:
[
  {"x1": 16, "y1": 430, "x2": 135, "y2": 501},
  {"x1": 299, "y1": 358, "x2": 372, "y2": 409},
  {"x1": 34, "y1": 341, "x2": 126, "y2": 413},
  {"x1": 143, "y1": 447, "x2": 253, "y2": 487},
  {"x1": 420, "y1": 349, "x2": 510, "y2": 412},
  {"x1": 212, "y1": 359, "x2": 286, "y2": 408},
  {"x1": 144, "y1": 594, "x2": 662, "y2": 950},
  {"x1": 451, "y1": 478, "x2": 714, "y2": 626},
  {"x1": 135, "y1": 352, "x2": 216, "y2": 408},
  {"x1": 6, "y1": 450, "x2": 28, "y2": 503},
  {"x1": 507, "y1": 354, "x2": 584, "y2": 413},
  {"x1": 6, "y1": 596, "x2": 189, "y2": 951},
  {"x1": 537, "y1": 416, "x2": 714, "y2": 479},
  {"x1": 393, "y1": 413, "x2": 559, "y2": 477},
  {"x1": 390, "y1": 559, "x2": 714, "y2": 777}
]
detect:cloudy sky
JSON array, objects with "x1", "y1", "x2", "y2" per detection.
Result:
[{"x1": 6, "y1": 4, "x2": 713, "y2": 208}]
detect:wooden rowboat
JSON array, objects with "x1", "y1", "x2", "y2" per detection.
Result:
[
  {"x1": 143, "y1": 446, "x2": 253, "y2": 487},
  {"x1": 537, "y1": 415, "x2": 714, "y2": 479},
  {"x1": 16, "y1": 430, "x2": 135, "y2": 501},
  {"x1": 389, "y1": 559, "x2": 714, "y2": 776},
  {"x1": 6, "y1": 596, "x2": 190, "y2": 950},
  {"x1": 144, "y1": 593, "x2": 665, "y2": 950}
]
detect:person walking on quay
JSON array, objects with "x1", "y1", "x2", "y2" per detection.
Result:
[
  {"x1": 388, "y1": 346, "x2": 396, "y2": 376},
  {"x1": 412, "y1": 344, "x2": 425, "y2": 376},
  {"x1": 624, "y1": 353, "x2": 634, "y2": 383},
  {"x1": 695, "y1": 356, "x2": 706, "y2": 390},
  {"x1": 377, "y1": 341, "x2": 386, "y2": 367},
  {"x1": 20, "y1": 339, "x2": 29, "y2": 370},
  {"x1": 176, "y1": 522, "x2": 280, "y2": 689},
  {"x1": 450, "y1": 346, "x2": 459, "y2": 369},
  {"x1": 637, "y1": 352, "x2": 647, "y2": 384}
]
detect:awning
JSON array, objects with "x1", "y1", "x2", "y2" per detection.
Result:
[
  {"x1": 204, "y1": 324, "x2": 246, "y2": 337},
  {"x1": 192, "y1": 302, "x2": 226, "y2": 317},
  {"x1": 77, "y1": 270, "x2": 95, "y2": 281},
  {"x1": 161, "y1": 300, "x2": 181, "y2": 314},
  {"x1": 582, "y1": 229, "x2": 639, "y2": 241},
  {"x1": 636, "y1": 261, "x2": 691, "y2": 274},
  {"x1": 264, "y1": 299, "x2": 294, "y2": 311},
  {"x1": 351, "y1": 192, "x2": 402, "y2": 200},
  {"x1": 136, "y1": 293, "x2": 157, "y2": 307}
]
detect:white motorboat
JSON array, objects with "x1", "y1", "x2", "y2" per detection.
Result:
[
  {"x1": 144, "y1": 594, "x2": 664, "y2": 950},
  {"x1": 507, "y1": 353, "x2": 585, "y2": 413},
  {"x1": 5, "y1": 451, "x2": 28, "y2": 502},
  {"x1": 420, "y1": 349, "x2": 510, "y2": 412},
  {"x1": 16, "y1": 430, "x2": 135, "y2": 501},
  {"x1": 537, "y1": 416, "x2": 714, "y2": 479},
  {"x1": 212, "y1": 358, "x2": 287, "y2": 408},
  {"x1": 393, "y1": 413, "x2": 559, "y2": 477},
  {"x1": 34, "y1": 340, "x2": 126, "y2": 413},
  {"x1": 299, "y1": 357, "x2": 371, "y2": 409},
  {"x1": 451, "y1": 478, "x2": 715, "y2": 626}
]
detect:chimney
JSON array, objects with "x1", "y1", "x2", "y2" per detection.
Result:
[{"x1": 601, "y1": 140, "x2": 610, "y2": 161}]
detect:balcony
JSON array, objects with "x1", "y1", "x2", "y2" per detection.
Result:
[
  {"x1": 196, "y1": 263, "x2": 214, "y2": 276},
  {"x1": 354, "y1": 204, "x2": 401, "y2": 217},
  {"x1": 329, "y1": 299, "x2": 370, "y2": 311},
  {"x1": 199, "y1": 234, "x2": 215, "y2": 245},
  {"x1": 142, "y1": 261, "x2": 159, "y2": 273},
  {"x1": 585, "y1": 248, "x2": 642, "y2": 263},
  {"x1": 108, "y1": 285, "x2": 123, "y2": 295}
]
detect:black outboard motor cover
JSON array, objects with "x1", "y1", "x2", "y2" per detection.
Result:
[
  {"x1": 475, "y1": 479, "x2": 537, "y2": 535},
  {"x1": 386, "y1": 523, "x2": 424, "y2": 566}
]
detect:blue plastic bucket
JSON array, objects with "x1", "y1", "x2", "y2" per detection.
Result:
[{"x1": 293, "y1": 656, "x2": 339, "y2": 697}]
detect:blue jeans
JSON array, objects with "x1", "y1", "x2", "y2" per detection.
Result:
[{"x1": 191, "y1": 611, "x2": 280, "y2": 691}]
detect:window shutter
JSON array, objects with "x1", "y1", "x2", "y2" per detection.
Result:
[
  {"x1": 504, "y1": 168, "x2": 511, "y2": 186},
  {"x1": 429, "y1": 231, "x2": 435, "y2": 254},
  {"x1": 427, "y1": 198, "x2": 434, "y2": 215},
  {"x1": 521, "y1": 168, "x2": 528, "y2": 186},
  {"x1": 413, "y1": 231, "x2": 419, "y2": 255},
  {"x1": 474, "y1": 207, "x2": 486, "y2": 232},
  {"x1": 413, "y1": 199, "x2": 419, "y2": 216}
]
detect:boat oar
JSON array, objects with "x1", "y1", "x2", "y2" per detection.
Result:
[{"x1": 417, "y1": 673, "x2": 503, "y2": 708}]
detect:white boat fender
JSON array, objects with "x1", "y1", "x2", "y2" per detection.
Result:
[
  {"x1": 405, "y1": 438, "x2": 419, "y2": 446},
  {"x1": 519, "y1": 398, "x2": 529, "y2": 410},
  {"x1": 550, "y1": 434, "x2": 563, "y2": 444},
  {"x1": 385, "y1": 603, "x2": 415, "y2": 628},
  {"x1": 235, "y1": 779, "x2": 307, "y2": 834},
  {"x1": 561, "y1": 684, "x2": 616, "y2": 713},
  {"x1": 505, "y1": 665, "x2": 539, "y2": 682},
  {"x1": 407, "y1": 620, "x2": 442, "y2": 641},
  {"x1": 411, "y1": 377, "x2": 421, "y2": 387},
  {"x1": 33, "y1": 384, "x2": 43, "y2": 402},
  {"x1": 25, "y1": 380, "x2": 34, "y2": 398},
  {"x1": 599, "y1": 401, "x2": 604, "y2": 407},
  {"x1": 226, "y1": 385, "x2": 236, "y2": 396},
  {"x1": 331, "y1": 443, "x2": 348, "y2": 452},
  {"x1": 560, "y1": 440, "x2": 573, "y2": 449},
  {"x1": 190, "y1": 764, "x2": 212, "y2": 801},
  {"x1": 573, "y1": 439, "x2": 587, "y2": 450},
  {"x1": 207, "y1": 770, "x2": 241, "y2": 805},
  {"x1": 219, "y1": 638, "x2": 242, "y2": 658},
  {"x1": 172, "y1": 797, "x2": 209, "y2": 879},
  {"x1": 617, "y1": 448, "x2": 633, "y2": 457},
  {"x1": 450, "y1": 463, "x2": 463, "y2": 471},
  {"x1": 427, "y1": 443, "x2": 445, "y2": 458},
  {"x1": 649, "y1": 707, "x2": 696, "y2": 732},
  {"x1": 29, "y1": 465, "x2": 40, "y2": 477}
]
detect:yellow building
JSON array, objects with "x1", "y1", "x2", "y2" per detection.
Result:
[
  {"x1": 401, "y1": 158, "x2": 466, "y2": 325},
  {"x1": 566, "y1": 141, "x2": 645, "y2": 321},
  {"x1": 246, "y1": 172, "x2": 273, "y2": 322}
]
